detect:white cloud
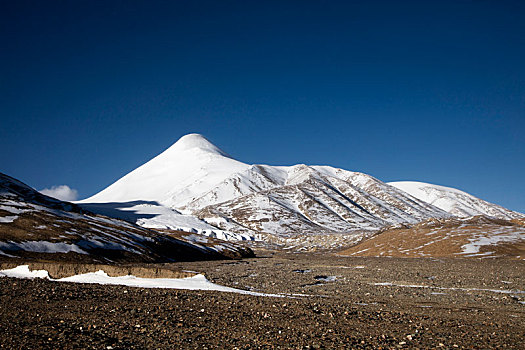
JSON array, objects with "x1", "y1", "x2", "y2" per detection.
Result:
[{"x1": 40, "y1": 185, "x2": 79, "y2": 201}]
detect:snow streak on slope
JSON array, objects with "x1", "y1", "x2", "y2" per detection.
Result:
[{"x1": 388, "y1": 181, "x2": 524, "y2": 220}]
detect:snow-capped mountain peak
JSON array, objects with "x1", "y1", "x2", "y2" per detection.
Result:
[
  {"x1": 168, "y1": 133, "x2": 231, "y2": 158},
  {"x1": 80, "y1": 134, "x2": 249, "y2": 206}
]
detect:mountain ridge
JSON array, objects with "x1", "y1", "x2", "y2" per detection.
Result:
[
  {"x1": 389, "y1": 181, "x2": 523, "y2": 220},
  {"x1": 79, "y1": 134, "x2": 524, "y2": 245}
]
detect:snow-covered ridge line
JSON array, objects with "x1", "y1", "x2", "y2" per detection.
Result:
[{"x1": 75, "y1": 134, "x2": 523, "y2": 244}]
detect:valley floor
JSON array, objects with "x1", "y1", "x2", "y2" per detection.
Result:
[{"x1": 0, "y1": 251, "x2": 524, "y2": 349}]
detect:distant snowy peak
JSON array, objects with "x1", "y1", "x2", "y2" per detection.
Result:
[{"x1": 388, "y1": 181, "x2": 524, "y2": 220}]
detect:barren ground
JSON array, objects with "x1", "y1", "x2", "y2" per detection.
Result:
[{"x1": 0, "y1": 249, "x2": 524, "y2": 349}]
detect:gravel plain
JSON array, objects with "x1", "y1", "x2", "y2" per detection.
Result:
[{"x1": 0, "y1": 249, "x2": 524, "y2": 349}]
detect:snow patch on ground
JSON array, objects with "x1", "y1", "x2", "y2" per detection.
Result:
[
  {"x1": 458, "y1": 231, "x2": 525, "y2": 256},
  {"x1": 0, "y1": 265, "x2": 50, "y2": 279},
  {"x1": 314, "y1": 275, "x2": 338, "y2": 282},
  {"x1": 0, "y1": 265, "x2": 286, "y2": 297},
  {"x1": 373, "y1": 282, "x2": 525, "y2": 295}
]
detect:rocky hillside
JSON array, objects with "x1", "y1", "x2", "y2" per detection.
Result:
[{"x1": 0, "y1": 172, "x2": 253, "y2": 263}]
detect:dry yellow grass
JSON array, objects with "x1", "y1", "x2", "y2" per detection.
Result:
[{"x1": 338, "y1": 216, "x2": 525, "y2": 259}]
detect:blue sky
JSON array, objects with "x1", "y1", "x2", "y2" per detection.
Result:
[{"x1": 1, "y1": 1, "x2": 524, "y2": 212}]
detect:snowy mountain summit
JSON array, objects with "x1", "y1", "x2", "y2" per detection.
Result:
[
  {"x1": 80, "y1": 134, "x2": 524, "y2": 244},
  {"x1": 171, "y1": 133, "x2": 231, "y2": 156},
  {"x1": 84, "y1": 133, "x2": 248, "y2": 207}
]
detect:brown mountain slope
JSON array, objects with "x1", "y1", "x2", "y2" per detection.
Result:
[
  {"x1": 0, "y1": 172, "x2": 253, "y2": 263},
  {"x1": 338, "y1": 216, "x2": 525, "y2": 259}
]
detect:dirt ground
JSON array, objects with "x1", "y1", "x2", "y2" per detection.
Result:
[{"x1": 0, "y1": 249, "x2": 524, "y2": 349}]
